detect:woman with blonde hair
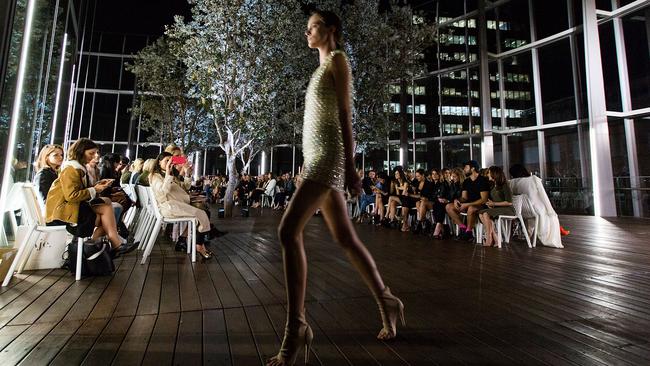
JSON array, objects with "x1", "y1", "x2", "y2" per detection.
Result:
[{"x1": 33, "y1": 144, "x2": 64, "y2": 202}]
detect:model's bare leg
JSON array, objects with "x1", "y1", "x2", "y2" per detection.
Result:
[
  {"x1": 320, "y1": 190, "x2": 404, "y2": 340},
  {"x1": 268, "y1": 180, "x2": 329, "y2": 366},
  {"x1": 466, "y1": 205, "x2": 479, "y2": 229},
  {"x1": 445, "y1": 203, "x2": 464, "y2": 226}
]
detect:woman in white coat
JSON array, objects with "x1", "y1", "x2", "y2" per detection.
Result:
[{"x1": 149, "y1": 152, "x2": 213, "y2": 259}]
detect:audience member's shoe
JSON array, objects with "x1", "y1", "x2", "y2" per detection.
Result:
[
  {"x1": 463, "y1": 231, "x2": 475, "y2": 242},
  {"x1": 412, "y1": 221, "x2": 422, "y2": 234},
  {"x1": 560, "y1": 225, "x2": 570, "y2": 236},
  {"x1": 116, "y1": 242, "x2": 138, "y2": 256},
  {"x1": 175, "y1": 237, "x2": 187, "y2": 252},
  {"x1": 118, "y1": 222, "x2": 129, "y2": 238}
]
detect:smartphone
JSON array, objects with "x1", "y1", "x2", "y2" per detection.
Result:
[
  {"x1": 98, "y1": 178, "x2": 114, "y2": 185},
  {"x1": 171, "y1": 155, "x2": 187, "y2": 165}
]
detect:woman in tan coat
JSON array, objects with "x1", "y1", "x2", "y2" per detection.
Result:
[
  {"x1": 149, "y1": 152, "x2": 213, "y2": 259},
  {"x1": 45, "y1": 138, "x2": 138, "y2": 255}
]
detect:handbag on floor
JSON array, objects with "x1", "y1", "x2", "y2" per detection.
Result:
[{"x1": 64, "y1": 238, "x2": 115, "y2": 277}]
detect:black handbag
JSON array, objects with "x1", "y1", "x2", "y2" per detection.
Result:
[{"x1": 64, "y1": 238, "x2": 115, "y2": 277}]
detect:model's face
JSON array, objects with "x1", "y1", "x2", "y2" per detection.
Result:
[
  {"x1": 431, "y1": 171, "x2": 439, "y2": 181},
  {"x1": 305, "y1": 14, "x2": 333, "y2": 49},
  {"x1": 369, "y1": 171, "x2": 376, "y2": 179},
  {"x1": 83, "y1": 148, "x2": 99, "y2": 165},
  {"x1": 394, "y1": 171, "x2": 400, "y2": 179},
  {"x1": 488, "y1": 171, "x2": 494, "y2": 181},
  {"x1": 451, "y1": 173, "x2": 459, "y2": 183},
  {"x1": 415, "y1": 172, "x2": 423, "y2": 181},
  {"x1": 48, "y1": 148, "x2": 64, "y2": 168}
]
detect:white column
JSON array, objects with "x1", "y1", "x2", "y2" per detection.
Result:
[
  {"x1": 582, "y1": 0, "x2": 617, "y2": 217},
  {"x1": 478, "y1": 0, "x2": 494, "y2": 167}
]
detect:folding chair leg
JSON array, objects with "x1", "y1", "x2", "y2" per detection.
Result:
[
  {"x1": 191, "y1": 222, "x2": 197, "y2": 263},
  {"x1": 16, "y1": 230, "x2": 39, "y2": 274},
  {"x1": 141, "y1": 218, "x2": 162, "y2": 265},
  {"x1": 496, "y1": 218, "x2": 503, "y2": 248},
  {"x1": 76, "y1": 237, "x2": 84, "y2": 281},
  {"x1": 532, "y1": 217, "x2": 539, "y2": 247},
  {"x1": 519, "y1": 217, "x2": 532, "y2": 248},
  {"x1": 2, "y1": 227, "x2": 35, "y2": 287}
]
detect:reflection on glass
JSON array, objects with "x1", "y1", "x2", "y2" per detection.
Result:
[{"x1": 443, "y1": 139, "x2": 471, "y2": 168}]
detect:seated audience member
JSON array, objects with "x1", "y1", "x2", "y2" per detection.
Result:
[
  {"x1": 272, "y1": 174, "x2": 286, "y2": 209},
  {"x1": 120, "y1": 158, "x2": 133, "y2": 184},
  {"x1": 235, "y1": 173, "x2": 256, "y2": 205},
  {"x1": 479, "y1": 166, "x2": 515, "y2": 247},
  {"x1": 399, "y1": 169, "x2": 426, "y2": 232},
  {"x1": 129, "y1": 158, "x2": 144, "y2": 185},
  {"x1": 442, "y1": 168, "x2": 451, "y2": 184},
  {"x1": 447, "y1": 168, "x2": 464, "y2": 203},
  {"x1": 138, "y1": 159, "x2": 157, "y2": 186},
  {"x1": 357, "y1": 170, "x2": 377, "y2": 223},
  {"x1": 149, "y1": 152, "x2": 214, "y2": 259},
  {"x1": 445, "y1": 160, "x2": 490, "y2": 242},
  {"x1": 263, "y1": 172, "x2": 277, "y2": 202},
  {"x1": 384, "y1": 166, "x2": 410, "y2": 227},
  {"x1": 509, "y1": 164, "x2": 564, "y2": 248},
  {"x1": 45, "y1": 138, "x2": 137, "y2": 255},
  {"x1": 33, "y1": 144, "x2": 64, "y2": 202},
  {"x1": 415, "y1": 168, "x2": 448, "y2": 237},
  {"x1": 372, "y1": 172, "x2": 390, "y2": 224},
  {"x1": 98, "y1": 154, "x2": 132, "y2": 237}
]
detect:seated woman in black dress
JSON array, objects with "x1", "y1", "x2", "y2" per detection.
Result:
[
  {"x1": 384, "y1": 166, "x2": 410, "y2": 226},
  {"x1": 415, "y1": 168, "x2": 449, "y2": 237},
  {"x1": 479, "y1": 166, "x2": 515, "y2": 247},
  {"x1": 33, "y1": 144, "x2": 64, "y2": 203},
  {"x1": 399, "y1": 169, "x2": 426, "y2": 232}
]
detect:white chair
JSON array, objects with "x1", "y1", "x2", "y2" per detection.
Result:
[
  {"x1": 496, "y1": 194, "x2": 536, "y2": 248},
  {"x1": 134, "y1": 185, "x2": 157, "y2": 250},
  {"x1": 3, "y1": 183, "x2": 84, "y2": 286},
  {"x1": 120, "y1": 184, "x2": 138, "y2": 228},
  {"x1": 140, "y1": 187, "x2": 197, "y2": 264}
]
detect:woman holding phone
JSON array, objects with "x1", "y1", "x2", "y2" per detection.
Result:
[{"x1": 45, "y1": 138, "x2": 138, "y2": 255}]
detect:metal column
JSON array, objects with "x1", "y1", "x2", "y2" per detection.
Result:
[
  {"x1": 478, "y1": 0, "x2": 494, "y2": 168},
  {"x1": 612, "y1": 0, "x2": 641, "y2": 217},
  {"x1": 529, "y1": 0, "x2": 547, "y2": 179},
  {"x1": 582, "y1": 0, "x2": 617, "y2": 217}
]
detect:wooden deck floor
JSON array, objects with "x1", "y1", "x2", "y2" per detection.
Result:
[{"x1": 1, "y1": 211, "x2": 650, "y2": 365}]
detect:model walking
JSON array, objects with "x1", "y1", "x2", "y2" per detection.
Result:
[{"x1": 267, "y1": 10, "x2": 404, "y2": 366}]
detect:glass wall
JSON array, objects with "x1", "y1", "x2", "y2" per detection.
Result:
[{"x1": 0, "y1": 0, "x2": 86, "y2": 246}]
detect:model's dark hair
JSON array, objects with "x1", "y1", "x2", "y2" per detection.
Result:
[
  {"x1": 489, "y1": 166, "x2": 507, "y2": 187},
  {"x1": 509, "y1": 164, "x2": 530, "y2": 178},
  {"x1": 393, "y1": 166, "x2": 410, "y2": 184},
  {"x1": 67, "y1": 138, "x2": 98, "y2": 164},
  {"x1": 415, "y1": 168, "x2": 426, "y2": 177},
  {"x1": 430, "y1": 168, "x2": 441, "y2": 181},
  {"x1": 311, "y1": 9, "x2": 343, "y2": 49}
]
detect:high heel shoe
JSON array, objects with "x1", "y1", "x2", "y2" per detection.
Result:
[
  {"x1": 376, "y1": 287, "x2": 405, "y2": 340},
  {"x1": 267, "y1": 320, "x2": 313, "y2": 366}
]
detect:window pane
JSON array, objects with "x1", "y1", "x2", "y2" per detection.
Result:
[
  {"x1": 538, "y1": 39, "x2": 577, "y2": 123},
  {"x1": 90, "y1": 93, "x2": 117, "y2": 141},
  {"x1": 623, "y1": 9, "x2": 650, "y2": 110},
  {"x1": 502, "y1": 52, "x2": 536, "y2": 128},
  {"x1": 508, "y1": 131, "x2": 540, "y2": 176},
  {"x1": 443, "y1": 139, "x2": 471, "y2": 168},
  {"x1": 544, "y1": 126, "x2": 590, "y2": 215},
  {"x1": 532, "y1": 0, "x2": 569, "y2": 39},
  {"x1": 95, "y1": 57, "x2": 122, "y2": 90}
]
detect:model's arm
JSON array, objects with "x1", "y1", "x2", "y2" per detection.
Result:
[{"x1": 331, "y1": 52, "x2": 361, "y2": 194}]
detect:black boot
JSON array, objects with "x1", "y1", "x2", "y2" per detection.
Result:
[
  {"x1": 175, "y1": 236, "x2": 187, "y2": 252},
  {"x1": 413, "y1": 220, "x2": 422, "y2": 234}
]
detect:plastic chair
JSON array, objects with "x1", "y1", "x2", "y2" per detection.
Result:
[
  {"x1": 2, "y1": 183, "x2": 82, "y2": 286},
  {"x1": 140, "y1": 187, "x2": 197, "y2": 264},
  {"x1": 496, "y1": 194, "x2": 537, "y2": 248}
]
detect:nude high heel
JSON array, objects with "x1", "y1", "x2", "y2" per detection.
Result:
[
  {"x1": 267, "y1": 313, "x2": 314, "y2": 366},
  {"x1": 376, "y1": 287, "x2": 405, "y2": 340}
]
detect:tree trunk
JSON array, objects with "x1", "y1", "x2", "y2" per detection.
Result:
[{"x1": 223, "y1": 154, "x2": 238, "y2": 218}]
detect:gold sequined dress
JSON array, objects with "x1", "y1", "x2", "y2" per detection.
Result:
[{"x1": 301, "y1": 50, "x2": 348, "y2": 192}]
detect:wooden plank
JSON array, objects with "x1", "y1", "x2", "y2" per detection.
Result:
[
  {"x1": 0, "y1": 270, "x2": 66, "y2": 327},
  {"x1": 203, "y1": 309, "x2": 230, "y2": 366},
  {"x1": 137, "y1": 261, "x2": 162, "y2": 315},
  {"x1": 173, "y1": 311, "x2": 203, "y2": 365},
  {"x1": 224, "y1": 307, "x2": 259, "y2": 365},
  {"x1": 159, "y1": 258, "x2": 180, "y2": 314},
  {"x1": 9, "y1": 274, "x2": 74, "y2": 325},
  {"x1": 141, "y1": 312, "x2": 179, "y2": 366},
  {"x1": 49, "y1": 317, "x2": 111, "y2": 366},
  {"x1": 113, "y1": 257, "x2": 149, "y2": 317},
  {"x1": 80, "y1": 315, "x2": 134, "y2": 366},
  {"x1": 178, "y1": 259, "x2": 201, "y2": 312},
  {"x1": 111, "y1": 314, "x2": 157, "y2": 365}
]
